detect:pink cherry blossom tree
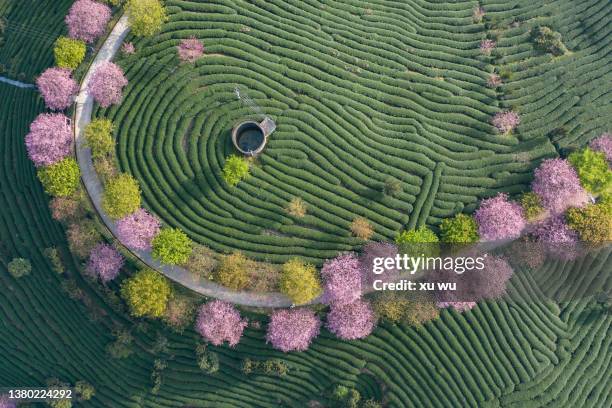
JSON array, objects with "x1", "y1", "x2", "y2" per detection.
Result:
[
  {"x1": 321, "y1": 253, "x2": 362, "y2": 305},
  {"x1": 531, "y1": 158, "x2": 588, "y2": 214},
  {"x1": 487, "y1": 74, "x2": 502, "y2": 88},
  {"x1": 474, "y1": 193, "x2": 526, "y2": 241},
  {"x1": 177, "y1": 37, "x2": 204, "y2": 63},
  {"x1": 326, "y1": 299, "x2": 376, "y2": 340},
  {"x1": 87, "y1": 243, "x2": 124, "y2": 282},
  {"x1": 37, "y1": 68, "x2": 78, "y2": 110},
  {"x1": 122, "y1": 42, "x2": 136, "y2": 55},
  {"x1": 359, "y1": 241, "x2": 399, "y2": 287},
  {"x1": 196, "y1": 300, "x2": 247, "y2": 347},
  {"x1": 266, "y1": 308, "x2": 320, "y2": 352},
  {"x1": 437, "y1": 302, "x2": 476, "y2": 312},
  {"x1": 0, "y1": 394, "x2": 16, "y2": 408},
  {"x1": 589, "y1": 133, "x2": 612, "y2": 164},
  {"x1": 491, "y1": 111, "x2": 520, "y2": 134},
  {"x1": 65, "y1": 0, "x2": 111, "y2": 43},
  {"x1": 87, "y1": 62, "x2": 128, "y2": 108},
  {"x1": 115, "y1": 208, "x2": 161, "y2": 250},
  {"x1": 531, "y1": 215, "x2": 579, "y2": 260},
  {"x1": 25, "y1": 113, "x2": 72, "y2": 167}
]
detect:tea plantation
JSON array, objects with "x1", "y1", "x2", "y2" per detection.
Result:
[
  {"x1": 100, "y1": 0, "x2": 610, "y2": 264},
  {"x1": 1, "y1": 0, "x2": 611, "y2": 407}
]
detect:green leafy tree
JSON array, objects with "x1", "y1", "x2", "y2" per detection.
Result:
[
  {"x1": 383, "y1": 176, "x2": 402, "y2": 197},
  {"x1": 439, "y1": 213, "x2": 479, "y2": 243},
  {"x1": 121, "y1": 269, "x2": 172, "y2": 318},
  {"x1": 54, "y1": 36, "x2": 86, "y2": 70},
  {"x1": 214, "y1": 252, "x2": 251, "y2": 290},
  {"x1": 102, "y1": 173, "x2": 141, "y2": 219},
  {"x1": 568, "y1": 148, "x2": 612, "y2": 195},
  {"x1": 152, "y1": 227, "x2": 193, "y2": 265},
  {"x1": 8, "y1": 258, "x2": 31, "y2": 278},
  {"x1": 126, "y1": 0, "x2": 167, "y2": 37},
  {"x1": 74, "y1": 380, "x2": 95, "y2": 401},
  {"x1": 279, "y1": 258, "x2": 322, "y2": 305},
  {"x1": 85, "y1": 118, "x2": 114, "y2": 159},
  {"x1": 396, "y1": 226, "x2": 439, "y2": 257},
  {"x1": 520, "y1": 192, "x2": 545, "y2": 221},
  {"x1": 37, "y1": 158, "x2": 81, "y2": 197},
  {"x1": 222, "y1": 155, "x2": 250, "y2": 186},
  {"x1": 532, "y1": 26, "x2": 568, "y2": 56},
  {"x1": 566, "y1": 203, "x2": 612, "y2": 243}
]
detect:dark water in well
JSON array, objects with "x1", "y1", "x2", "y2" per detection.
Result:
[{"x1": 237, "y1": 127, "x2": 264, "y2": 151}]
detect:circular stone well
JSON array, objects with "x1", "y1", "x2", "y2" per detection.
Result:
[{"x1": 232, "y1": 120, "x2": 266, "y2": 155}]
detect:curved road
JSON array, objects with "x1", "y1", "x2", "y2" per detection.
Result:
[{"x1": 73, "y1": 15, "x2": 292, "y2": 308}]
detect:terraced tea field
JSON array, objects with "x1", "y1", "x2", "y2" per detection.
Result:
[{"x1": 102, "y1": 0, "x2": 611, "y2": 264}]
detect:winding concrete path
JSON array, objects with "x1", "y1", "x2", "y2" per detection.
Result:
[
  {"x1": 0, "y1": 76, "x2": 35, "y2": 89},
  {"x1": 74, "y1": 15, "x2": 292, "y2": 308}
]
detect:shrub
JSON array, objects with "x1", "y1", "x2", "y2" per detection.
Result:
[
  {"x1": 589, "y1": 133, "x2": 612, "y2": 164},
  {"x1": 151, "y1": 227, "x2": 192, "y2": 265},
  {"x1": 36, "y1": 68, "x2": 78, "y2": 110},
  {"x1": 121, "y1": 269, "x2": 172, "y2": 318},
  {"x1": 321, "y1": 253, "x2": 362, "y2": 306},
  {"x1": 85, "y1": 118, "x2": 114, "y2": 159},
  {"x1": 122, "y1": 42, "x2": 136, "y2": 55},
  {"x1": 106, "y1": 329, "x2": 134, "y2": 359},
  {"x1": 102, "y1": 174, "x2": 141, "y2": 219},
  {"x1": 326, "y1": 299, "x2": 376, "y2": 340},
  {"x1": 54, "y1": 37, "x2": 86, "y2": 70},
  {"x1": 474, "y1": 193, "x2": 525, "y2": 241},
  {"x1": 37, "y1": 158, "x2": 80, "y2": 197},
  {"x1": 350, "y1": 217, "x2": 373, "y2": 240},
  {"x1": 25, "y1": 113, "x2": 72, "y2": 167},
  {"x1": 439, "y1": 214, "x2": 479, "y2": 243},
  {"x1": 479, "y1": 39, "x2": 496, "y2": 55},
  {"x1": 568, "y1": 148, "x2": 612, "y2": 195},
  {"x1": 74, "y1": 381, "x2": 95, "y2": 401},
  {"x1": 531, "y1": 158, "x2": 588, "y2": 214},
  {"x1": 49, "y1": 195, "x2": 85, "y2": 223},
  {"x1": 330, "y1": 385, "x2": 360, "y2": 408},
  {"x1": 566, "y1": 204, "x2": 612, "y2": 243},
  {"x1": 44, "y1": 247, "x2": 65, "y2": 274},
  {"x1": 266, "y1": 308, "x2": 320, "y2": 352},
  {"x1": 286, "y1": 196, "x2": 307, "y2": 217},
  {"x1": 195, "y1": 300, "x2": 247, "y2": 347},
  {"x1": 520, "y1": 192, "x2": 545, "y2": 221},
  {"x1": 67, "y1": 220, "x2": 101, "y2": 258},
  {"x1": 116, "y1": 208, "x2": 161, "y2": 250},
  {"x1": 185, "y1": 244, "x2": 218, "y2": 279},
  {"x1": 195, "y1": 343, "x2": 219, "y2": 374},
  {"x1": 7, "y1": 258, "x2": 31, "y2": 278},
  {"x1": 163, "y1": 296, "x2": 195, "y2": 332},
  {"x1": 65, "y1": 0, "x2": 111, "y2": 43},
  {"x1": 532, "y1": 26, "x2": 568, "y2": 56},
  {"x1": 472, "y1": 6, "x2": 485, "y2": 23},
  {"x1": 88, "y1": 62, "x2": 128, "y2": 108},
  {"x1": 383, "y1": 176, "x2": 402, "y2": 197},
  {"x1": 126, "y1": 0, "x2": 167, "y2": 37},
  {"x1": 177, "y1": 37, "x2": 204, "y2": 62},
  {"x1": 279, "y1": 258, "x2": 321, "y2": 305},
  {"x1": 487, "y1": 73, "x2": 502, "y2": 88},
  {"x1": 87, "y1": 243, "x2": 124, "y2": 282},
  {"x1": 222, "y1": 155, "x2": 249, "y2": 186},
  {"x1": 491, "y1": 111, "x2": 520, "y2": 134},
  {"x1": 214, "y1": 252, "x2": 252, "y2": 290}
]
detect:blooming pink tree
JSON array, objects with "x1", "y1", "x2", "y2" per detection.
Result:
[
  {"x1": 480, "y1": 39, "x2": 496, "y2": 55},
  {"x1": 87, "y1": 243, "x2": 124, "y2": 282},
  {"x1": 116, "y1": 208, "x2": 161, "y2": 250},
  {"x1": 326, "y1": 299, "x2": 376, "y2": 340},
  {"x1": 474, "y1": 193, "x2": 526, "y2": 241},
  {"x1": 476, "y1": 256, "x2": 513, "y2": 300},
  {"x1": 87, "y1": 62, "x2": 128, "y2": 108},
  {"x1": 531, "y1": 158, "x2": 588, "y2": 214},
  {"x1": 359, "y1": 241, "x2": 399, "y2": 287},
  {"x1": 321, "y1": 253, "x2": 362, "y2": 305},
  {"x1": 531, "y1": 215, "x2": 579, "y2": 260},
  {"x1": 196, "y1": 300, "x2": 247, "y2": 347},
  {"x1": 589, "y1": 133, "x2": 612, "y2": 164},
  {"x1": 25, "y1": 113, "x2": 72, "y2": 167},
  {"x1": 65, "y1": 0, "x2": 111, "y2": 43},
  {"x1": 0, "y1": 394, "x2": 16, "y2": 408},
  {"x1": 122, "y1": 42, "x2": 136, "y2": 55},
  {"x1": 266, "y1": 308, "x2": 320, "y2": 352},
  {"x1": 437, "y1": 302, "x2": 476, "y2": 312},
  {"x1": 37, "y1": 68, "x2": 78, "y2": 110},
  {"x1": 491, "y1": 111, "x2": 520, "y2": 134},
  {"x1": 177, "y1": 37, "x2": 204, "y2": 63}
]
